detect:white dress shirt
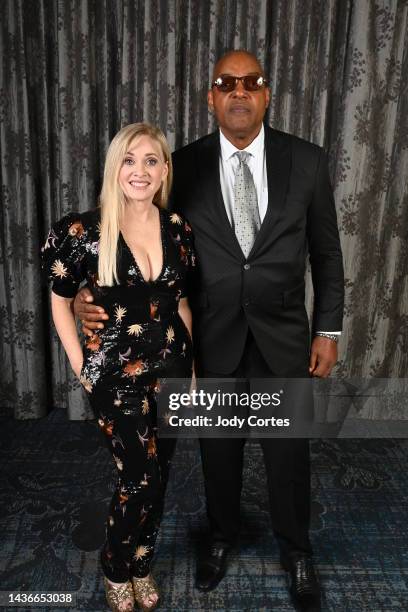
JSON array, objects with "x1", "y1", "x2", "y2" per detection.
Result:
[
  {"x1": 218, "y1": 125, "x2": 340, "y2": 336},
  {"x1": 219, "y1": 124, "x2": 268, "y2": 226}
]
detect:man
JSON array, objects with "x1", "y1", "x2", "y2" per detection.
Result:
[{"x1": 75, "y1": 50, "x2": 344, "y2": 610}]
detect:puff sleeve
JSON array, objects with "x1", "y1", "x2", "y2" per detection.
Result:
[{"x1": 41, "y1": 213, "x2": 87, "y2": 298}]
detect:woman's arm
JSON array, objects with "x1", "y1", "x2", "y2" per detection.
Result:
[{"x1": 51, "y1": 291, "x2": 83, "y2": 378}]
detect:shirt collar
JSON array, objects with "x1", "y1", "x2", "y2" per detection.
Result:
[{"x1": 219, "y1": 123, "x2": 265, "y2": 162}]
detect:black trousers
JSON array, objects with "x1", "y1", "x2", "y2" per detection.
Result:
[{"x1": 198, "y1": 331, "x2": 312, "y2": 559}]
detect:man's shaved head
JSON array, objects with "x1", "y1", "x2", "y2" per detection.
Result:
[{"x1": 212, "y1": 50, "x2": 265, "y2": 81}]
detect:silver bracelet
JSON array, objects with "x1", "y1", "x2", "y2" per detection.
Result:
[{"x1": 315, "y1": 332, "x2": 339, "y2": 343}]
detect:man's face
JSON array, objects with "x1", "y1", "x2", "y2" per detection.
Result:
[{"x1": 207, "y1": 52, "x2": 270, "y2": 142}]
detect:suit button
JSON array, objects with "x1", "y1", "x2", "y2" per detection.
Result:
[{"x1": 243, "y1": 263, "x2": 250, "y2": 270}]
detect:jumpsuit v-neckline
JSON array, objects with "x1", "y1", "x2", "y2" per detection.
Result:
[{"x1": 119, "y1": 208, "x2": 166, "y2": 285}]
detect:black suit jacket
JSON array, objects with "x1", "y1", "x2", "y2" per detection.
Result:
[{"x1": 170, "y1": 126, "x2": 344, "y2": 376}]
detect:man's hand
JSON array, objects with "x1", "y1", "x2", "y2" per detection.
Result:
[
  {"x1": 309, "y1": 336, "x2": 338, "y2": 378},
  {"x1": 73, "y1": 287, "x2": 108, "y2": 336}
]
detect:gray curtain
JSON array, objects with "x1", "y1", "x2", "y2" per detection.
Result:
[{"x1": 1, "y1": 0, "x2": 407, "y2": 419}]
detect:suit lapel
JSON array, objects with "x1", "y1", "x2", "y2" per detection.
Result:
[
  {"x1": 250, "y1": 126, "x2": 291, "y2": 257},
  {"x1": 196, "y1": 127, "x2": 291, "y2": 261},
  {"x1": 197, "y1": 132, "x2": 244, "y2": 258}
]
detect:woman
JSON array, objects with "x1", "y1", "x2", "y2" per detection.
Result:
[{"x1": 42, "y1": 123, "x2": 195, "y2": 611}]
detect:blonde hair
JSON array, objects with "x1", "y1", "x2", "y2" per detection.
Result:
[{"x1": 98, "y1": 123, "x2": 173, "y2": 286}]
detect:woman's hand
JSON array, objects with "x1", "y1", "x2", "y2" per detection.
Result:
[{"x1": 189, "y1": 366, "x2": 197, "y2": 395}]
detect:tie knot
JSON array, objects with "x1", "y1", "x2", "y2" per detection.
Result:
[{"x1": 235, "y1": 150, "x2": 251, "y2": 165}]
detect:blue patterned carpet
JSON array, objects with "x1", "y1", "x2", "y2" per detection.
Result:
[{"x1": 0, "y1": 408, "x2": 407, "y2": 611}]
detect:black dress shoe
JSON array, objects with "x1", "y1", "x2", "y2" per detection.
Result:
[
  {"x1": 281, "y1": 551, "x2": 321, "y2": 611},
  {"x1": 196, "y1": 541, "x2": 230, "y2": 591}
]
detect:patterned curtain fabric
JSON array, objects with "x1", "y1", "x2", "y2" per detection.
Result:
[{"x1": 1, "y1": 0, "x2": 407, "y2": 419}]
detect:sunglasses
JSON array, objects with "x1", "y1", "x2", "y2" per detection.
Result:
[{"x1": 212, "y1": 74, "x2": 268, "y2": 92}]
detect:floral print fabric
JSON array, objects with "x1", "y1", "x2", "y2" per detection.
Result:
[
  {"x1": 41, "y1": 207, "x2": 195, "y2": 580},
  {"x1": 41, "y1": 207, "x2": 195, "y2": 394}
]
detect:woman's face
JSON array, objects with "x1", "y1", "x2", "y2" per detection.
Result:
[{"x1": 118, "y1": 135, "x2": 168, "y2": 205}]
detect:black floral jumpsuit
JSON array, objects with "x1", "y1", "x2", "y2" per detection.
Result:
[{"x1": 42, "y1": 208, "x2": 194, "y2": 581}]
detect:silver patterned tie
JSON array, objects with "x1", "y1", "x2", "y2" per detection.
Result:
[{"x1": 233, "y1": 151, "x2": 261, "y2": 258}]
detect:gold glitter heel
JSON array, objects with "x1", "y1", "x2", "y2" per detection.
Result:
[
  {"x1": 131, "y1": 574, "x2": 159, "y2": 611},
  {"x1": 103, "y1": 576, "x2": 135, "y2": 612}
]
